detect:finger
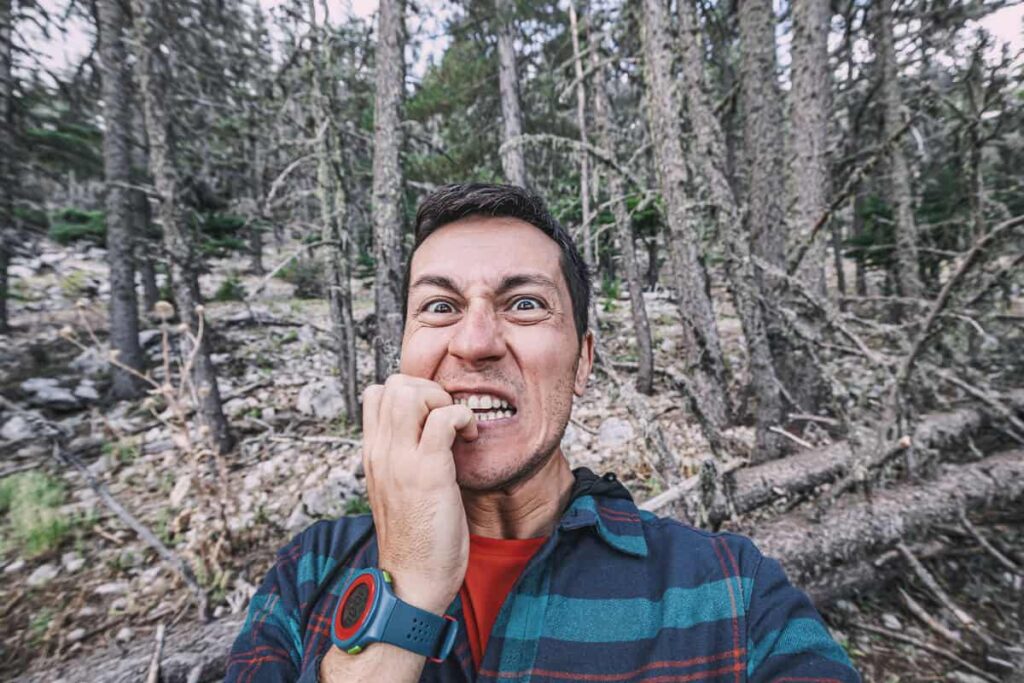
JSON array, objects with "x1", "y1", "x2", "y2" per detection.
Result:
[
  {"x1": 380, "y1": 375, "x2": 453, "y2": 450},
  {"x1": 361, "y1": 384, "x2": 385, "y2": 441},
  {"x1": 419, "y1": 404, "x2": 476, "y2": 455}
]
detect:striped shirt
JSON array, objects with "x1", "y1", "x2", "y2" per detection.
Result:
[{"x1": 227, "y1": 469, "x2": 860, "y2": 682}]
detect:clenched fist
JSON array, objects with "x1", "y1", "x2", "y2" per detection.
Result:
[{"x1": 361, "y1": 374, "x2": 478, "y2": 616}]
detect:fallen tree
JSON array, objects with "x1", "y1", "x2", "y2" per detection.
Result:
[
  {"x1": 754, "y1": 449, "x2": 1024, "y2": 587},
  {"x1": 641, "y1": 391, "x2": 1024, "y2": 521}
]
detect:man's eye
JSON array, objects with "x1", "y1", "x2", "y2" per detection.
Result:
[
  {"x1": 424, "y1": 301, "x2": 455, "y2": 314},
  {"x1": 511, "y1": 297, "x2": 544, "y2": 311}
]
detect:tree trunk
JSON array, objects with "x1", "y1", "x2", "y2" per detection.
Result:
[
  {"x1": 130, "y1": 99, "x2": 160, "y2": 316},
  {"x1": 788, "y1": 0, "x2": 831, "y2": 297},
  {"x1": 496, "y1": 0, "x2": 526, "y2": 187},
  {"x1": 739, "y1": 0, "x2": 830, "y2": 421},
  {"x1": 98, "y1": 0, "x2": 146, "y2": 398},
  {"x1": 371, "y1": 0, "x2": 406, "y2": 382},
  {"x1": 590, "y1": 29, "x2": 653, "y2": 395},
  {"x1": 876, "y1": 0, "x2": 923, "y2": 299},
  {"x1": 310, "y1": 0, "x2": 359, "y2": 425},
  {"x1": 0, "y1": 0, "x2": 14, "y2": 334},
  {"x1": 639, "y1": 0, "x2": 730, "y2": 443},
  {"x1": 568, "y1": 0, "x2": 594, "y2": 270},
  {"x1": 677, "y1": 0, "x2": 785, "y2": 461},
  {"x1": 130, "y1": 0, "x2": 234, "y2": 454},
  {"x1": 738, "y1": 0, "x2": 786, "y2": 276}
]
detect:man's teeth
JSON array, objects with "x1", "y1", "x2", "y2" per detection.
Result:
[{"x1": 454, "y1": 394, "x2": 515, "y2": 420}]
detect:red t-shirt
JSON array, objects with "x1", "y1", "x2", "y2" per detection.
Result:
[{"x1": 458, "y1": 534, "x2": 548, "y2": 668}]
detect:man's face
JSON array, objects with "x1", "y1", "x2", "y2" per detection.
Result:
[{"x1": 401, "y1": 216, "x2": 593, "y2": 492}]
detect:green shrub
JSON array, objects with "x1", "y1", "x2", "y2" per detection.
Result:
[
  {"x1": 197, "y1": 213, "x2": 248, "y2": 257},
  {"x1": 0, "y1": 472, "x2": 70, "y2": 557},
  {"x1": 214, "y1": 273, "x2": 247, "y2": 302},
  {"x1": 344, "y1": 496, "x2": 371, "y2": 515},
  {"x1": 276, "y1": 258, "x2": 324, "y2": 299},
  {"x1": 59, "y1": 270, "x2": 91, "y2": 298},
  {"x1": 49, "y1": 208, "x2": 106, "y2": 245}
]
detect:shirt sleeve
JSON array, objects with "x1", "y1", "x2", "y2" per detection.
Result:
[
  {"x1": 745, "y1": 553, "x2": 862, "y2": 682},
  {"x1": 225, "y1": 534, "x2": 308, "y2": 682}
]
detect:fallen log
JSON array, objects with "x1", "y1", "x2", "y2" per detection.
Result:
[
  {"x1": 753, "y1": 449, "x2": 1024, "y2": 586},
  {"x1": 641, "y1": 392, "x2": 1024, "y2": 519}
]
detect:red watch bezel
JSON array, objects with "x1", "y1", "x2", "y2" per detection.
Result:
[{"x1": 333, "y1": 572, "x2": 378, "y2": 643}]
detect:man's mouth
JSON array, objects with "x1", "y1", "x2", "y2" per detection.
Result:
[{"x1": 452, "y1": 393, "x2": 518, "y2": 422}]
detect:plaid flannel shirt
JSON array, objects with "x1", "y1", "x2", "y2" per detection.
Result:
[{"x1": 227, "y1": 469, "x2": 860, "y2": 682}]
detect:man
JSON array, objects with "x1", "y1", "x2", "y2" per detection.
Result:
[{"x1": 227, "y1": 184, "x2": 860, "y2": 682}]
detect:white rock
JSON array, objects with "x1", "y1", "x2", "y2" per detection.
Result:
[
  {"x1": 115, "y1": 626, "x2": 133, "y2": 642},
  {"x1": 66, "y1": 628, "x2": 86, "y2": 643},
  {"x1": 286, "y1": 505, "x2": 314, "y2": 532},
  {"x1": 138, "y1": 329, "x2": 162, "y2": 348},
  {"x1": 61, "y1": 552, "x2": 85, "y2": 574},
  {"x1": 1, "y1": 414, "x2": 36, "y2": 441},
  {"x1": 9, "y1": 264, "x2": 35, "y2": 279},
  {"x1": 169, "y1": 475, "x2": 191, "y2": 508},
  {"x1": 69, "y1": 347, "x2": 109, "y2": 376},
  {"x1": 4, "y1": 558, "x2": 27, "y2": 574},
  {"x1": 21, "y1": 378, "x2": 80, "y2": 410},
  {"x1": 296, "y1": 378, "x2": 347, "y2": 421},
  {"x1": 76, "y1": 606, "x2": 99, "y2": 618},
  {"x1": 597, "y1": 417, "x2": 635, "y2": 450},
  {"x1": 881, "y1": 613, "x2": 902, "y2": 630},
  {"x1": 27, "y1": 563, "x2": 60, "y2": 587},
  {"x1": 74, "y1": 384, "x2": 100, "y2": 401},
  {"x1": 94, "y1": 581, "x2": 130, "y2": 595}
]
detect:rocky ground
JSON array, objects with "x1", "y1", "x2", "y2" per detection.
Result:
[{"x1": 1, "y1": 239, "x2": 1021, "y2": 682}]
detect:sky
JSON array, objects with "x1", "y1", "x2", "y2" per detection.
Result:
[{"x1": 21, "y1": 0, "x2": 1024, "y2": 87}]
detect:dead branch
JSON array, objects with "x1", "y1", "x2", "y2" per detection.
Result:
[
  {"x1": 146, "y1": 623, "x2": 166, "y2": 683},
  {"x1": 898, "y1": 587, "x2": 963, "y2": 645},
  {"x1": 958, "y1": 508, "x2": 1022, "y2": 575},
  {"x1": 850, "y1": 622, "x2": 999, "y2": 683},
  {"x1": 896, "y1": 214, "x2": 1024, "y2": 392}
]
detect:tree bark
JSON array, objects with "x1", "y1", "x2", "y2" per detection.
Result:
[
  {"x1": 130, "y1": 99, "x2": 160, "y2": 316},
  {"x1": 788, "y1": 0, "x2": 831, "y2": 297},
  {"x1": 310, "y1": 0, "x2": 359, "y2": 425},
  {"x1": 876, "y1": 0, "x2": 923, "y2": 299},
  {"x1": 639, "y1": 0, "x2": 730, "y2": 442},
  {"x1": 590, "y1": 27, "x2": 653, "y2": 395},
  {"x1": 496, "y1": 0, "x2": 526, "y2": 187},
  {"x1": 739, "y1": 0, "x2": 831, "y2": 421},
  {"x1": 678, "y1": 0, "x2": 785, "y2": 461},
  {"x1": 0, "y1": 0, "x2": 14, "y2": 334},
  {"x1": 371, "y1": 0, "x2": 406, "y2": 382},
  {"x1": 130, "y1": 0, "x2": 234, "y2": 454},
  {"x1": 98, "y1": 0, "x2": 146, "y2": 398},
  {"x1": 568, "y1": 0, "x2": 594, "y2": 271},
  {"x1": 738, "y1": 0, "x2": 786, "y2": 275}
]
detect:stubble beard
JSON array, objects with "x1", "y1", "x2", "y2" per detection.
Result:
[{"x1": 455, "y1": 369, "x2": 577, "y2": 494}]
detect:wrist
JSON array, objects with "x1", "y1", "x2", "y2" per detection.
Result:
[{"x1": 385, "y1": 570, "x2": 458, "y2": 616}]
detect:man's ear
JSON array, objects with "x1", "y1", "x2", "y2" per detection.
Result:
[{"x1": 573, "y1": 331, "x2": 595, "y2": 397}]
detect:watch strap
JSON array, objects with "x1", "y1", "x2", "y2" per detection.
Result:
[{"x1": 380, "y1": 599, "x2": 459, "y2": 662}]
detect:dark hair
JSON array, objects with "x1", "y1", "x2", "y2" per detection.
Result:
[{"x1": 402, "y1": 183, "x2": 590, "y2": 341}]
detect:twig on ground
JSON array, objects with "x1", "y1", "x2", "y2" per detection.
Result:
[
  {"x1": 639, "y1": 458, "x2": 747, "y2": 513},
  {"x1": 768, "y1": 426, "x2": 814, "y2": 450},
  {"x1": 958, "y1": 509, "x2": 1022, "y2": 575},
  {"x1": 898, "y1": 587, "x2": 962, "y2": 645},
  {"x1": 53, "y1": 443, "x2": 210, "y2": 622},
  {"x1": 897, "y1": 542, "x2": 992, "y2": 646},
  {"x1": 850, "y1": 621, "x2": 999, "y2": 683},
  {"x1": 145, "y1": 623, "x2": 166, "y2": 683}
]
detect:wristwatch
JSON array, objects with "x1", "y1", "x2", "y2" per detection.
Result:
[{"x1": 331, "y1": 568, "x2": 459, "y2": 662}]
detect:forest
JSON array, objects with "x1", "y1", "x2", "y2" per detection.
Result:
[{"x1": 0, "y1": 0, "x2": 1022, "y2": 679}]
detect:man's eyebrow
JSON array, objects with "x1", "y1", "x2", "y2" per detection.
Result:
[
  {"x1": 495, "y1": 274, "x2": 560, "y2": 297},
  {"x1": 410, "y1": 274, "x2": 461, "y2": 294}
]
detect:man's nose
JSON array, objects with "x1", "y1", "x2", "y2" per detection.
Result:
[{"x1": 448, "y1": 300, "x2": 507, "y2": 365}]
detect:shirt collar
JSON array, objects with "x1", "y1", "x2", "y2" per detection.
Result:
[{"x1": 559, "y1": 468, "x2": 649, "y2": 558}]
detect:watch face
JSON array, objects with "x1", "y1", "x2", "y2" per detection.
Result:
[{"x1": 334, "y1": 572, "x2": 378, "y2": 644}]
